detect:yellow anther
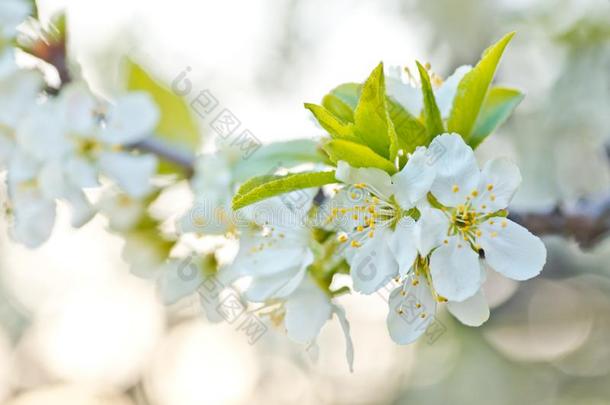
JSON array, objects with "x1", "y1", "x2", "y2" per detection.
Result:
[
  {"x1": 415, "y1": 303, "x2": 422, "y2": 309},
  {"x1": 489, "y1": 220, "x2": 495, "y2": 225},
  {"x1": 350, "y1": 240, "x2": 362, "y2": 248},
  {"x1": 481, "y1": 204, "x2": 487, "y2": 209},
  {"x1": 368, "y1": 230, "x2": 375, "y2": 238},
  {"x1": 412, "y1": 279, "x2": 419, "y2": 286},
  {"x1": 501, "y1": 220, "x2": 508, "y2": 228},
  {"x1": 490, "y1": 194, "x2": 496, "y2": 202},
  {"x1": 338, "y1": 234, "x2": 348, "y2": 243},
  {"x1": 350, "y1": 193, "x2": 357, "y2": 199},
  {"x1": 452, "y1": 185, "x2": 460, "y2": 193},
  {"x1": 420, "y1": 313, "x2": 427, "y2": 319},
  {"x1": 475, "y1": 230, "x2": 482, "y2": 237},
  {"x1": 491, "y1": 231, "x2": 498, "y2": 238},
  {"x1": 372, "y1": 196, "x2": 380, "y2": 204},
  {"x1": 400, "y1": 290, "x2": 406, "y2": 296},
  {"x1": 471, "y1": 190, "x2": 479, "y2": 197},
  {"x1": 340, "y1": 208, "x2": 347, "y2": 214},
  {"x1": 368, "y1": 205, "x2": 375, "y2": 213},
  {"x1": 487, "y1": 184, "x2": 494, "y2": 191},
  {"x1": 354, "y1": 183, "x2": 366, "y2": 189},
  {"x1": 356, "y1": 225, "x2": 364, "y2": 232},
  {"x1": 443, "y1": 239, "x2": 449, "y2": 244},
  {"x1": 352, "y1": 214, "x2": 359, "y2": 220}
]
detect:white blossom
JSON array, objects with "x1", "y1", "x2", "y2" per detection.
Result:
[
  {"x1": 328, "y1": 146, "x2": 435, "y2": 294},
  {"x1": 386, "y1": 64, "x2": 471, "y2": 118}
]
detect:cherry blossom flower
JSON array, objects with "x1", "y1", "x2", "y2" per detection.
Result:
[{"x1": 328, "y1": 146, "x2": 435, "y2": 294}]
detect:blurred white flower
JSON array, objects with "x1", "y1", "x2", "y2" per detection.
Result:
[
  {"x1": 177, "y1": 152, "x2": 234, "y2": 235},
  {"x1": 0, "y1": 67, "x2": 43, "y2": 167},
  {"x1": 0, "y1": 0, "x2": 30, "y2": 40},
  {"x1": 386, "y1": 64, "x2": 471, "y2": 118}
]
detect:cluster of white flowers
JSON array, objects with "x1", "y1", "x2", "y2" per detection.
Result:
[
  {"x1": 225, "y1": 133, "x2": 545, "y2": 364},
  {"x1": 0, "y1": 4, "x2": 547, "y2": 371},
  {"x1": 0, "y1": 39, "x2": 159, "y2": 247},
  {"x1": 331, "y1": 133, "x2": 546, "y2": 343}
]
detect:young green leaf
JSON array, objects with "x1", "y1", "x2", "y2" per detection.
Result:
[
  {"x1": 232, "y1": 139, "x2": 327, "y2": 182},
  {"x1": 329, "y1": 83, "x2": 361, "y2": 110},
  {"x1": 322, "y1": 94, "x2": 355, "y2": 123},
  {"x1": 322, "y1": 139, "x2": 397, "y2": 174},
  {"x1": 304, "y1": 103, "x2": 358, "y2": 142},
  {"x1": 447, "y1": 32, "x2": 516, "y2": 139},
  {"x1": 127, "y1": 60, "x2": 200, "y2": 174},
  {"x1": 469, "y1": 87, "x2": 524, "y2": 148},
  {"x1": 232, "y1": 171, "x2": 337, "y2": 210},
  {"x1": 353, "y1": 63, "x2": 392, "y2": 158},
  {"x1": 386, "y1": 97, "x2": 429, "y2": 154},
  {"x1": 416, "y1": 61, "x2": 444, "y2": 138}
]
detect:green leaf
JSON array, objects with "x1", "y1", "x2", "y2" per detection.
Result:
[
  {"x1": 322, "y1": 139, "x2": 397, "y2": 174},
  {"x1": 232, "y1": 171, "x2": 337, "y2": 210},
  {"x1": 322, "y1": 94, "x2": 354, "y2": 123},
  {"x1": 386, "y1": 97, "x2": 429, "y2": 154},
  {"x1": 470, "y1": 87, "x2": 524, "y2": 148},
  {"x1": 304, "y1": 103, "x2": 358, "y2": 142},
  {"x1": 447, "y1": 32, "x2": 516, "y2": 139},
  {"x1": 126, "y1": 60, "x2": 201, "y2": 174},
  {"x1": 329, "y1": 83, "x2": 360, "y2": 110},
  {"x1": 232, "y1": 139, "x2": 327, "y2": 182},
  {"x1": 416, "y1": 61, "x2": 444, "y2": 137},
  {"x1": 353, "y1": 63, "x2": 392, "y2": 158}
]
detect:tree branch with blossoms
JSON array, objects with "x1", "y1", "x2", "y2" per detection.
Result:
[{"x1": 2, "y1": 0, "x2": 609, "y2": 373}]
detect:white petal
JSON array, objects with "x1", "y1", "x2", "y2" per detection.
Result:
[
  {"x1": 349, "y1": 227, "x2": 398, "y2": 294},
  {"x1": 16, "y1": 103, "x2": 71, "y2": 161},
  {"x1": 64, "y1": 190, "x2": 95, "y2": 228},
  {"x1": 392, "y1": 146, "x2": 435, "y2": 209},
  {"x1": 472, "y1": 158, "x2": 522, "y2": 213},
  {"x1": 385, "y1": 67, "x2": 423, "y2": 115},
  {"x1": 58, "y1": 82, "x2": 99, "y2": 134},
  {"x1": 335, "y1": 160, "x2": 393, "y2": 199},
  {"x1": 434, "y1": 65, "x2": 472, "y2": 119},
  {"x1": 388, "y1": 217, "x2": 417, "y2": 277},
  {"x1": 284, "y1": 277, "x2": 332, "y2": 344},
  {"x1": 66, "y1": 156, "x2": 99, "y2": 188},
  {"x1": 387, "y1": 278, "x2": 436, "y2": 345},
  {"x1": 0, "y1": 70, "x2": 43, "y2": 126},
  {"x1": 414, "y1": 207, "x2": 450, "y2": 256},
  {"x1": 333, "y1": 304, "x2": 354, "y2": 372},
  {"x1": 99, "y1": 92, "x2": 159, "y2": 144},
  {"x1": 233, "y1": 235, "x2": 312, "y2": 278},
  {"x1": 429, "y1": 236, "x2": 482, "y2": 301},
  {"x1": 0, "y1": 0, "x2": 31, "y2": 38},
  {"x1": 428, "y1": 133, "x2": 480, "y2": 207},
  {"x1": 10, "y1": 198, "x2": 56, "y2": 248},
  {"x1": 447, "y1": 288, "x2": 489, "y2": 326},
  {"x1": 479, "y1": 218, "x2": 546, "y2": 281},
  {"x1": 245, "y1": 249, "x2": 312, "y2": 301},
  {"x1": 0, "y1": 131, "x2": 14, "y2": 167},
  {"x1": 37, "y1": 160, "x2": 70, "y2": 199},
  {"x1": 98, "y1": 152, "x2": 157, "y2": 198},
  {"x1": 157, "y1": 259, "x2": 204, "y2": 305}
]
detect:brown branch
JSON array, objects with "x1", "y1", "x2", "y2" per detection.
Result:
[{"x1": 509, "y1": 196, "x2": 610, "y2": 248}]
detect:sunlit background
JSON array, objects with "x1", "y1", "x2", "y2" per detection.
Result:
[{"x1": 1, "y1": 0, "x2": 610, "y2": 403}]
